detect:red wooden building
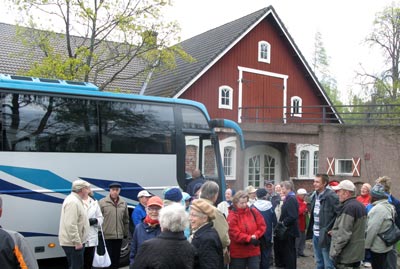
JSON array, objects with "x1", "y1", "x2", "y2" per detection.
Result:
[{"x1": 145, "y1": 6, "x2": 340, "y2": 190}]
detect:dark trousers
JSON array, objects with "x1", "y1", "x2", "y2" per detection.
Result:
[
  {"x1": 260, "y1": 241, "x2": 273, "y2": 269},
  {"x1": 63, "y1": 246, "x2": 85, "y2": 269},
  {"x1": 230, "y1": 256, "x2": 260, "y2": 269},
  {"x1": 84, "y1": 246, "x2": 95, "y2": 269},
  {"x1": 280, "y1": 235, "x2": 296, "y2": 269},
  {"x1": 371, "y1": 251, "x2": 388, "y2": 269},
  {"x1": 295, "y1": 231, "x2": 306, "y2": 256},
  {"x1": 273, "y1": 237, "x2": 285, "y2": 267},
  {"x1": 105, "y1": 239, "x2": 122, "y2": 269}
]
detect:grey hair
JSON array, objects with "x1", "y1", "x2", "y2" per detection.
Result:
[
  {"x1": 281, "y1": 180, "x2": 294, "y2": 191},
  {"x1": 159, "y1": 203, "x2": 189, "y2": 232},
  {"x1": 199, "y1": 181, "x2": 219, "y2": 200}
]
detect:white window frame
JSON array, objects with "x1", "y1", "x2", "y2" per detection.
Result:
[
  {"x1": 313, "y1": 151, "x2": 319, "y2": 176},
  {"x1": 218, "y1": 85, "x2": 233, "y2": 110},
  {"x1": 223, "y1": 146, "x2": 235, "y2": 178},
  {"x1": 219, "y1": 137, "x2": 237, "y2": 180},
  {"x1": 335, "y1": 159, "x2": 353, "y2": 176},
  {"x1": 296, "y1": 144, "x2": 319, "y2": 179},
  {"x1": 299, "y1": 150, "x2": 309, "y2": 176},
  {"x1": 258, "y1": 41, "x2": 271, "y2": 64},
  {"x1": 291, "y1": 96, "x2": 302, "y2": 117}
]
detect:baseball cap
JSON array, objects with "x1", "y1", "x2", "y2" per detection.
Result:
[
  {"x1": 297, "y1": 188, "x2": 307, "y2": 195},
  {"x1": 245, "y1": 185, "x2": 257, "y2": 193},
  {"x1": 137, "y1": 190, "x2": 152, "y2": 198},
  {"x1": 332, "y1": 180, "x2": 355, "y2": 191},
  {"x1": 264, "y1": 180, "x2": 274, "y2": 186},
  {"x1": 72, "y1": 180, "x2": 90, "y2": 191},
  {"x1": 147, "y1": 196, "x2": 163, "y2": 208}
]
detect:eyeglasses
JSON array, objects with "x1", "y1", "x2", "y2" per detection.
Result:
[{"x1": 147, "y1": 207, "x2": 161, "y2": 212}]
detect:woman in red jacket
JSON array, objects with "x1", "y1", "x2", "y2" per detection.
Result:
[
  {"x1": 227, "y1": 190, "x2": 266, "y2": 269},
  {"x1": 296, "y1": 188, "x2": 308, "y2": 257}
]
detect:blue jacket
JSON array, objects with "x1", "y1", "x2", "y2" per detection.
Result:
[
  {"x1": 252, "y1": 200, "x2": 277, "y2": 243},
  {"x1": 131, "y1": 203, "x2": 146, "y2": 227},
  {"x1": 129, "y1": 221, "x2": 161, "y2": 264}
]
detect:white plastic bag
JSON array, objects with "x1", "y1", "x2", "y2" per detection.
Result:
[{"x1": 92, "y1": 225, "x2": 111, "y2": 268}]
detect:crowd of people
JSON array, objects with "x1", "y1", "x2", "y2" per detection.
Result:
[{"x1": 2, "y1": 171, "x2": 400, "y2": 269}]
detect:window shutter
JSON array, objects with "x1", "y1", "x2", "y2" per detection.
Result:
[
  {"x1": 352, "y1": 157, "x2": 361, "y2": 177},
  {"x1": 326, "y1": 157, "x2": 335, "y2": 176}
]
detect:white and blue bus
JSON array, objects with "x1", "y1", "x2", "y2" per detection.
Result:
[{"x1": 0, "y1": 74, "x2": 244, "y2": 262}]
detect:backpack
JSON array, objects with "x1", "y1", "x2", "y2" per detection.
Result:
[{"x1": 388, "y1": 194, "x2": 400, "y2": 229}]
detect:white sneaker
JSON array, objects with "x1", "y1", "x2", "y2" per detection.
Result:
[{"x1": 364, "y1": 262, "x2": 372, "y2": 268}]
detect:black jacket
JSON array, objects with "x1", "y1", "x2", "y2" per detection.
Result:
[
  {"x1": 306, "y1": 188, "x2": 339, "y2": 248},
  {"x1": 132, "y1": 230, "x2": 196, "y2": 269},
  {"x1": 279, "y1": 194, "x2": 300, "y2": 238},
  {"x1": 191, "y1": 222, "x2": 224, "y2": 269}
]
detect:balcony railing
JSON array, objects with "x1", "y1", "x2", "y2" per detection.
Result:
[{"x1": 239, "y1": 104, "x2": 400, "y2": 125}]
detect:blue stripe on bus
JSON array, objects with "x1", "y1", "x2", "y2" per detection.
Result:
[
  {"x1": 0, "y1": 165, "x2": 142, "y2": 203},
  {"x1": 0, "y1": 178, "x2": 64, "y2": 203},
  {"x1": 80, "y1": 177, "x2": 144, "y2": 202},
  {"x1": 0, "y1": 165, "x2": 72, "y2": 190},
  {"x1": 20, "y1": 232, "x2": 57, "y2": 237}
]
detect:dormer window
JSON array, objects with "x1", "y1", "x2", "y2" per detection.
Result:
[
  {"x1": 291, "y1": 96, "x2": 302, "y2": 117},
  {"x1": 258, "y1": 41, "x2": 271, "y2": 63},
  {"x1": 218, "y1": 86, "x2": 233, "y2": 110}
]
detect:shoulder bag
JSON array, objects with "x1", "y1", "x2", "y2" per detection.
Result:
[
  {"x1": 378, "y1": 211, "x2": 400, "y2": 246},
  {"x1": 92, "y1": 224, "x2": 112, "y2": 268},
  {"x1": 273, "y1": 221, "x2": 288, "y2": 240}
]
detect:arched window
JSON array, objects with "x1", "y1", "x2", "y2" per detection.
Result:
[
  {"x1": 224, "y1": 146, "x2": 234, "y2": 177},
  {"x1": 258, "y1": 41, "x2": 271, "y2": 63},
  {"x1": 300, "y1": 150, "x2": 309, "y2": 176},
  {"x1": 291, "y1": 96, "x2": 302, "y2": 117},
  {"x1": 296, "y1": 144, "x2": 319, "y2": 179},
  {"x1": 313, "y1": 151, "x2": 319, "y2": 175},
  {"x1": 218, "y1": 86, "x2": 233, "y2": 110}
]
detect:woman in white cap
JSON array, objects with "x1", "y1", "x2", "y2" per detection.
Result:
[{"x1": 296, "y1": 188, "x2": 308, "y2": 257}]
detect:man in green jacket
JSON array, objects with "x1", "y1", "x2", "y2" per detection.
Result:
[
  {"x1": 99, "y1": 182, "x2": 129, "y2": 269},
  {"x1": 329, "y1": 180, "x2": 367, "y2": 269}
]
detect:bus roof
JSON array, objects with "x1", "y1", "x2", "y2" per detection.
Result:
[{"x1": 0, "y1": 74, "x2": 210, "y2": 120}]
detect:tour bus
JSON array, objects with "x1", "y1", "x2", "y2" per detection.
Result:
[{"x1": 0, "y1": 74, "x2": 244, "y2": 263}]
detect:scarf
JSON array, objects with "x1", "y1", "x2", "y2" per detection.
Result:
[{"x1": 144, "y1": 215, "x2": 160, "y2": 226}]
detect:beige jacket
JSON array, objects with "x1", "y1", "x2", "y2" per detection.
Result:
[
  {"x1": 203, "y1": 198, "x2": 230, "y2": 248},
  {"x1": 59, "y1": 192, "x2": 89, "y2": 246},
  {"x1": 99, "y1": 195, "x2": 129, "y2": 239}
]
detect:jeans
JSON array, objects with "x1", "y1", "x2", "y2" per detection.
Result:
[
  {"x1": 312, "y1": 235, "x2": 335, "y2": 269},
  {"x1": 62, "y1": 246, "x2": 85, "y2": 269},
  {"x1": 230, "y1": 255, "x2": 260, "y2": 269}
]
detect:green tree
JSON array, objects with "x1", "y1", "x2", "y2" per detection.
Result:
[
  {"x1": 311, "y1": 31, "x2": 345, "y2": 122},
  {"x1": 9, "y1": 0, "x2": 193, "y2": 91},
  {"x1": 355, "y1": 3, "x2": 400, "y2": 124}
]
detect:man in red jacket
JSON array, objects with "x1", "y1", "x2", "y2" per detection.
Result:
[{"x1": 296, "y1": 188, "x2": 308, "y2": 257}]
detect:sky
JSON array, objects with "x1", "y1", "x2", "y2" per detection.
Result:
[{"x1": 0, "y1": 0, "x2": 396, "y2": 102}]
